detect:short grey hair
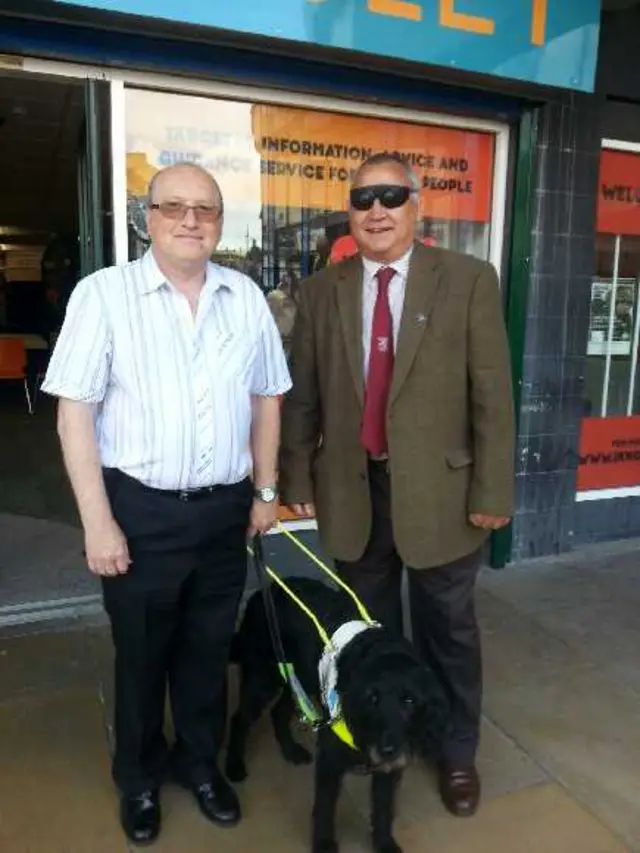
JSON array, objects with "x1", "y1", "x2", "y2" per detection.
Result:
[
  {"x1": 353, "y1": 152, "x2": 421, "y2": 197},
  {"x1": 146, "y1": 163, "x2": 224, "y2": 213}
]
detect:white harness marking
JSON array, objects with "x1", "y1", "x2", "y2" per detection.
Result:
[{"x1": 318, "y1": 620, "x2": 380, "y2": 721}]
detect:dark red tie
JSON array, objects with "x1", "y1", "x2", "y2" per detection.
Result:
[{"x1": 361, "y1": 266, "x2": 396, "y2": 457}]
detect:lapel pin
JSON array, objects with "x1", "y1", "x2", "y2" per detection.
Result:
[{"x1": 416, "y1": 313, "x2": 427, "y2": 325}]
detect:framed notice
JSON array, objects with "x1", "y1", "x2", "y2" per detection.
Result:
[{"x1": 587, "y1": 277, "x2": 637, "y2": 357}]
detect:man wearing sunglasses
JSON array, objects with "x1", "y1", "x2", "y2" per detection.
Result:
[
  {"x1": 280, "y1": 152, "x2": 514, "y2": 819},
  {"x1": 41, "y1": 163, "x2": 291, "y2": 844}
]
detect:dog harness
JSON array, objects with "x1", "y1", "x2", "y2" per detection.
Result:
[
  {"x1": 318, "y1": 620, "x2": 380, "y2": 748},
  {"x1": 249, "y1": 526, "x2": 378, "y2": 751}
]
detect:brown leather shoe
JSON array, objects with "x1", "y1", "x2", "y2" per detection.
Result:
[{"x1": 438, "y1": 764, "x2": 480, "y2": 817}]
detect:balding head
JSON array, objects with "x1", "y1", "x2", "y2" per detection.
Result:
[
  {"x1": 145, "y1": 163, "x2": 224, "y2": 276},
  {"x1": 147, "y1": 163, "x2": 223, "y2": 213}
]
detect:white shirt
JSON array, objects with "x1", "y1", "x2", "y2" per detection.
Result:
[
  {"x1": 362, "y1": 246, "x2": 413, "y2": 376},
  {"x1": 41, "y1": 250, "x2": 292, "y2": 490}
]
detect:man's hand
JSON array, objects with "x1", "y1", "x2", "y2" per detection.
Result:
[
  {"x1": 469, "y1": 514, "x2": 510, "y2": 531},
  {"x1": 289, "y1": 503, "x2": 316, "y2": 518},
  {"x1": 85, "y1": 518, "x2": 131, "y2": 577},
  {"x1": 248, "y1": 498, "x2": 277, "y2": 538}
]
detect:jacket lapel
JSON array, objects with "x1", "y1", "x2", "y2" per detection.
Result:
[
  {"x1": 389, "y1": 243, "x2": 444, "y2": 406},
  {"x1": 336, "y1": 257, "x2": 365, "y2": 405}
]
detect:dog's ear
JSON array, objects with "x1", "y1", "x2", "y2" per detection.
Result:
[{"x1": 412, "y1": 664, "x2": 452, "y2": 760}]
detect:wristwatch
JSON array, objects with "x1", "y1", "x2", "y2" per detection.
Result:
[{"x1": 254, "y1": 485, "x2": 278, "y2": 503}]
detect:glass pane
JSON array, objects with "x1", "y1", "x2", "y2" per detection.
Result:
[
  {"x1": 585, "y1": 149, "x2": 640, "y2": 418},
  {"x1": 624, "y1": 235, "x2": 640, "y2": 413},
  {"x1": 124, "y1": 89, "x2": 495, "y2": 355}
]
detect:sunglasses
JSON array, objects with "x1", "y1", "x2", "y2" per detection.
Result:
[
  {"x1": 349, "y1": 184, "x2": 417, "y2": 211},
  {"x1": 148, "y1": 201, "x2": 222, "y2": 223}
]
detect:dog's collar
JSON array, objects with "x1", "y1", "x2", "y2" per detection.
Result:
[{"x1": 318, "y1": 620, "x2": 380, "y2": 750}]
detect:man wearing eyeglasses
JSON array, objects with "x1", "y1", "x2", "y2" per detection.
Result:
[
  {"x1": 41, "y1": 163, "x2": 291, "y2": 845},
  {"x1": 279, "y1": 153, "x2": 515, "y2": 819}
]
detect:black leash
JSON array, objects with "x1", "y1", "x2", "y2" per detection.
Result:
[
  {"x1": 249, "y1": 534, "x2": 325, "y2": 727},
  {"x1": 251, "y1": 534, "x2": 289, "y2": 672}
]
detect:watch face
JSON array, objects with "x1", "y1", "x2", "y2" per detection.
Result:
[{"x1": 257, "y1": 486, "x2": 277, "y2": 503}]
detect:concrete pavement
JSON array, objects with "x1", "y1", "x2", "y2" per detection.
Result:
[{"x1": 1, "y1": 537, "x2": 639, "y2": 853}]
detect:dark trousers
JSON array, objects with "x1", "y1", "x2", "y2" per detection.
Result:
[
  {"x1": 101, "y1": 469, "x2": 252, "y2": 796},
  {"x1": 335, "y1": 460, "x2": 482, "y2": 766}
]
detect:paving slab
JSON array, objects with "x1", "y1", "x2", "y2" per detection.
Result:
[
  {"x1": 0, "y1": 688, "x2": 126, "y2": 853},
  {"x1": 479, "y1": 557, "x2": 640, "y2": 696},
  {"x1": 0, "y1": 626, "x2": 110, "y2": 701},
  {"x1": 478, "y1": 589, "x2": 640, "y2": 851},
  {"x1": 395, "y1": 783, "x2": 630, "y2": 853}
]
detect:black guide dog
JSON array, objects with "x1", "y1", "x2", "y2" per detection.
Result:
[{"x1": 226, "y1": 577, "x2": 450, "y2": 853}]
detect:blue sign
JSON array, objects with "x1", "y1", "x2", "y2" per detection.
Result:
[{"x1": 53, "y1": 0, "x2": 601, "y2": 92}]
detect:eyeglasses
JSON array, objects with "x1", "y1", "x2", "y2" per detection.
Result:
[
  {"x1": 148, "y1": 201, "x2": 222, "y2": 223},
  {"x1": 349, "y1": 184, "x2": 417, "y2": 211}
]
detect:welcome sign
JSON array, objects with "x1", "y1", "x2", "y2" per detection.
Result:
[{"x1": 53, "y1": 0, "x2": 601, "y2": 92}]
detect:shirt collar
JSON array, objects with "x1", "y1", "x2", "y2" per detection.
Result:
[
  {"x1": 137, "y1": 248, "x2": 233, "y2": 295},
  {"x1": 362, "y1": 244, "x2": 414, "y2": 282}
]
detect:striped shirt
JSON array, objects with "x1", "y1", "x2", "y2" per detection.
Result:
[
  {"x1": 41, "y1": 250, "x2": 292, "y2": 489},
  {"x1": 362, "y1": 245, "x2": 413, "y2": 376}
]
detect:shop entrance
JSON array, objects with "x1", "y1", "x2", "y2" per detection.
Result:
[{"x1": 0, "y1": 69, "x2": 112, "y2": 626}]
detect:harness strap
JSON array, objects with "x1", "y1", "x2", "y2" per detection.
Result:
[
  {"x1": 276, "y1": 522, "x2": 375, "y2": 625},
  {"x1": 249, "y1": 535, "x2": 324, "y2": 728},
  {"x1": 247, "y1": 536, "x2": 332, "y2": 647},
  {"x1": 248, "y1": 534, "x2": 359, "y2": 749}
]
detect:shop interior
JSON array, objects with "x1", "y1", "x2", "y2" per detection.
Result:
[{"x1": 0, "y1": 69, "x2": 111, "y2": 622}]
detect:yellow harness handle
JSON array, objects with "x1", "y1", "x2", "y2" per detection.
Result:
[
  {"x1": 246, "y1": 524, "x2": 371, "y2": 751},
  {"x1": 246, "y1": 540, "x2": 333, "y2": 647},
  {"x1": 275, "y1": 521, "x2": 375, "y2": 625}
]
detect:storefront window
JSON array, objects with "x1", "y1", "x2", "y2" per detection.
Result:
[
  {"x1": 578, "y1": 145, "x2": 640, "y2": 498},
  {"x1": 124, "y1": 89, "x2": 496, "y2": 353}
]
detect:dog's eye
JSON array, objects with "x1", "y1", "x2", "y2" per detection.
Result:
[
  {"x1": 402, "y1": 694, "x2": 415, "y2": 706},
  {"x1": 367, "y1": 688, "x2": 380, "y2": 706}
]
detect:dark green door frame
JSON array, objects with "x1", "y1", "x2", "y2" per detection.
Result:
[
  {"x1": 490, "y1": 108, "x2": 539, "y2": 569},
  {"x1": 77, "y1": 78, "x2": 106, "y2": 278}
]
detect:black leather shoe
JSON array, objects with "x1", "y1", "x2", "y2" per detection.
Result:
[
  {"x1": 188, "y1": 772, "x2": 241, "y2": 827},
  {"x1": 120, "y1": 790, "x2": 161, "y2": 845}
]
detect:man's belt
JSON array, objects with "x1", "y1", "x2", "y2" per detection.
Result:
[{"x1": 104, "y1": 468, "x2": 242, "y2": 501}]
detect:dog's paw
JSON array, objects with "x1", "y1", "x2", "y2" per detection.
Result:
[
  {"x1": 282, "y1": 742, "x2": 313, "y2": 766},
  {"x1": 373, "y1": 836, "x2": 403, "y2": 853},
  {"x1": 224, "y1": 756, "x2": 248, "y2": 783},
  {"x1": 312, "y1": 840, "x2": 339, "y2": 853}
]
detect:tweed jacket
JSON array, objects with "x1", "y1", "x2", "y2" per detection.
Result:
[{"x1": 279, "y1": 242, "x2": 515, "y2": 569}]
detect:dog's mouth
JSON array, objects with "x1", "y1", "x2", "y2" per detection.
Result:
[{"x1": 367, "y1": 748, "x2": 409, "y2": 773}]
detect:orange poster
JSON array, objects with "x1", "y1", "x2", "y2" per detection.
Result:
[
  {"x1": 577, "y1": 416, "x2": 640, "y2": 491},
  {"x1": 597, "y1": 149, "x2": 640, "y2": 237},
  {"x1": 251, "y1": 105, "x2": 494, "y2": 222}
]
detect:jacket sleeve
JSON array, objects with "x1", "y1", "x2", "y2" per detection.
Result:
[
  {"x1": 467, "y1": 262, "x2": 516, "y2": 517},
  {"x1": 278, "y1": 282, "x2": 321, "y2": 505}
]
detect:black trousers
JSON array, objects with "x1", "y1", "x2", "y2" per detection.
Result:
[
  {"x1": 335, "y1": 460, "x2": 482, "y2": 766},
  {"x1": 101, "y1": 469, "x2": 252, "y2": 796}
]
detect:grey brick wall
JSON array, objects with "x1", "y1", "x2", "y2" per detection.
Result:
[{"x1": 510, "y1": 94, "x2": 602, "y2": 560}]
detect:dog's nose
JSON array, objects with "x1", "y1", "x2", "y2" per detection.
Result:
[{"x1": 379, "y1": 742, "x2": 399, "y2": 758}]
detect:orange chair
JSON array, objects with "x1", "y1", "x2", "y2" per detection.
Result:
[{"x1": 0, "y1": 338, "x2": 33, "y2": 414}]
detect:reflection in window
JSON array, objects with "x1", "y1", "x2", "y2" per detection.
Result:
[{"x1": 124, "y1": 89, "x2": 495, "y2": 354}]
